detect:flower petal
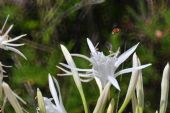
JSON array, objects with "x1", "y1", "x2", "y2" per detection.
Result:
[
  {"x1": 59, "y1": 63, "x2": 92, "y2": 72},
  {"x1": 48, "y1": 74, "x2": 60, "y2": 107},
  {"x1": 2, "y1": 82, "x2": 23, "y2": 113},
  {"x1": 3, "y1": 43, "x2": 24, "y2": 47},
  {"x1": 4, "y1": 46, "x2": 27, "y2": 60},
  {"x1": 80, "y1": 77, "x2": 94, "y2": 82},
  {"x1": 87, "y1": 38, "x2": 97, "y2": 54},
  {"x1": 1, "y1": 15, "x2": 9, "y2": 32},
  {"x1": 57, "y1": 66, "x2": 71, "y2": 74},
  {"x1": 115, "y1": 43, "x2": 139, "y2": 67},
  {"x1": 52, "y1": 77, "x2": 67, "y2": 113},
  {"x1": 71, "y1": 53, "x2": 91, "y2": 62},
  {"x1": 4, "y1": 24, "x2": 13, "y2": 36},
  {"x1": 4, "y1": 34, "x2": 27, "y2": 43},
  {"x1": 57, "y1": 66, "x2": 93, "y2": 78},
  {"x1": 114, "y1": 63, "x2": 151, "y2": 77},
  {"x1": 108, "y1": 76, "x2": 120, "y2": 91}
]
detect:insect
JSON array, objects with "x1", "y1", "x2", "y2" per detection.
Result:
[{"x1": 112, "y1": 25, "x2": 121, "y2": 34}]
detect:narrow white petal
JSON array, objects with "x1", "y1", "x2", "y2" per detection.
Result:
[
  {"x1": 94, "y1": 77, "x2": 103, "y2": 94},
  {"x1": 1, "y1": 69, "x2": 6, "y2": 73},
  {"x1": 114, "y1": 63, "x2": 151, "y2": 77},
  {"x1": 87, "y1": 38, "x2": 97, "y2": 54},
  {"x1": 51, "y1": 77, "x2": 62, "y2": 103},
  {"x1": 79, "y1": 73, "x2": 93, "y2": 78},
  {"x1": 3, "y1": 43, "x2": 24, "y2": 47},
  {"x1": 115, "y1": 43, "x2": 139, "y2": 67},
  {"x1": 108, "y1": 76, "x2": 120, "y2": 91},
  {"x1": 57, "y1": 73, "x2": 72, "y2": 76},
  {"x1": 80, "y1": 77, "x2": 93, "y2": 82},
  {"x1": 57, "y1": 66, "x2": 71, "y2": 74},
  {"x1": 1, "y1": 15, "x2": 9, "y2": 32},
  {"x1": 4, "y1": 34, "x2": 26, "y2": 43},
  {"x1": 71, "y1": 53, "x2": 91, "y2": 62},
  {"x1": 52, "y1": 77, "x2": 67, "y2": 113},
  {"x1": 48, "y1": 74, "x2": 60, "y2": 107},
  {"x1": 59, "y1": 63, "x2": 92, "y2": 72},
  {"x1": 57, "y1": 66, "x2": 93, "y2": 77},
  {"x1": 2, "y1": 82, "x2": 23, "y2": 113},
  {"x1": 5, "y1": 46, "x2": 27, "y2": 60},
  {"x1": 58, "y1": 72, "x2": 93, "y2": 77},
  {"x1": 4, "y1": 24, "x2": 13, "y2": 36}
]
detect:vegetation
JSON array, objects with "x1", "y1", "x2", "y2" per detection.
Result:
[{"x1": 0, "y1": 0, "x2": 170, "y2": 113}]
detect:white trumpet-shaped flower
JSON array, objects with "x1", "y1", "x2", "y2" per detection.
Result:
[
  {"x1": 58, "y1": 38, "x2": 151, "y2": 92},
  {"x1": 0, "y1": 15, "x2": 27, "y2": 59},
  {"x1": 43, "y1": 74, "x2": 67, "y2": 113}
]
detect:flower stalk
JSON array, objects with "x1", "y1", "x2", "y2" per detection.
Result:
[
  {"x1": 60, "y1": 45, "x2": 88, "y2": 113},
  {"x1": 37, "y1": 88, "x2": 46, "y2": 113},
  {"x1": 93, "y1": 83, "x2": 111, "y2": 113},
  {"x1": 118, "y1": 53, "x2": 140, "y2": 113},
  {"x1": 159, "y1": 63, "x2": 170, "y2": 113},
  {"x1": 106, "y1": 98, "x2": 115, "y2": 113}
]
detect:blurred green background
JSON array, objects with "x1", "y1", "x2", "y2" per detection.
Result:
[{"x1": 0, "y1": 0, "x2": 170, "y2": 112}]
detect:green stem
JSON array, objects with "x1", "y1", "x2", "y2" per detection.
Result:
[{"x1": 78, "y1": 86, "x2": 88, "y2": 113}]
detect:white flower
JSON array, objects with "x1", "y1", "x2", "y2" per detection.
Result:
[
  {"x1": 43, "y1": 97, "x2": 63, "y2": 113},
  {"x1": 0, "y1": 15, "x2": 27, "y2": 59},
  {"x1": 44, "y1": 74, "x2": 67, "y2": 113},
  {"x1": 0, "y1": 62, "x2": 26, "y2": 113},
  {"x1": 57, "y1": 38, "x2": 151, "y2": 92}
]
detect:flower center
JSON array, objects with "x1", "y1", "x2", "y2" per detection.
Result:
[{"x1": 90, "y1": 52, "x2": 118, "y2": 85}]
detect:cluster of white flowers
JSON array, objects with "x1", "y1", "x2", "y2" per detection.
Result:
[
  {"x1": 0, "y1": 16, "x2": 27, "y2": 113},
  {"x1": 58, "y1": 38, "x2": 151, "y2": 92},
  {"x1": 0, "y1": 15, "x2": 168, "y2": 113},
  {"x1": 47, "y1": 38, "x2": 153, "y2": 113}
]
